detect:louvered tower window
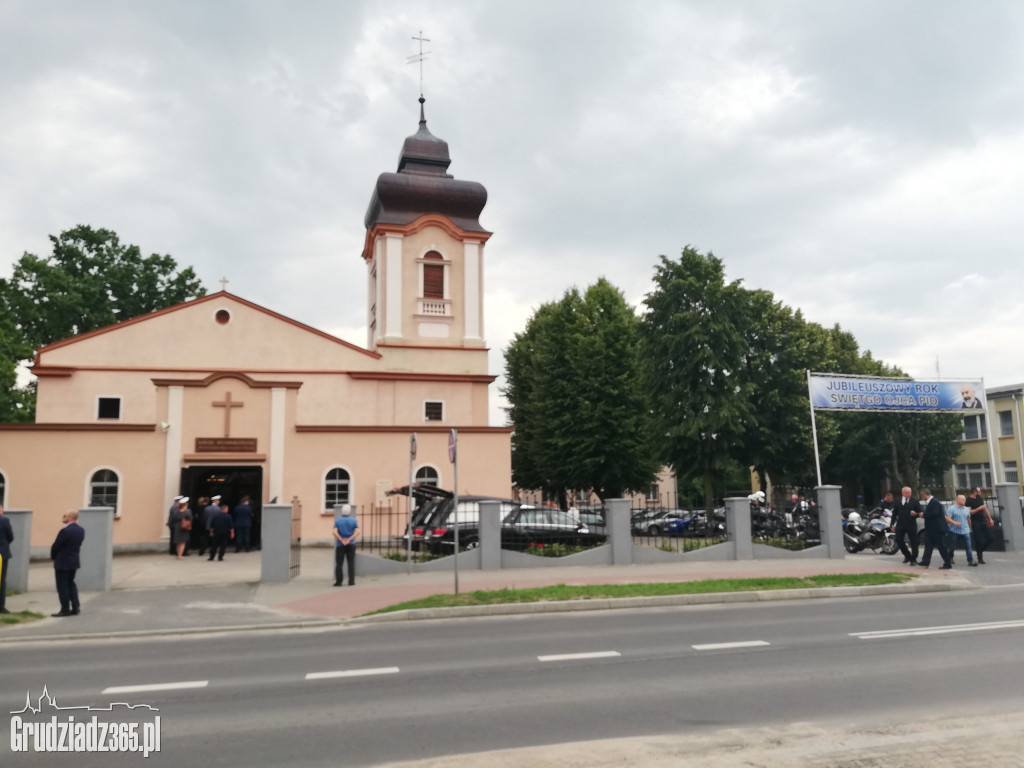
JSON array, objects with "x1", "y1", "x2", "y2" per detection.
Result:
[{"x1": 422, "y1": 251, "x2": 444, "y2": 299}]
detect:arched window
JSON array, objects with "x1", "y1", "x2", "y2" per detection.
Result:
[
  {"x1": 415, "y1": 466, "x2": 439, "y2": 486},
  {"x1": 422, "y1": 251, "x2": 445, "y2": 300},
  {"x1": 325, "y1": 467, "x2": 351, "y2": 510},
  {"x1": 89, "y1": 469, "x2": 119, "y2": 514}
]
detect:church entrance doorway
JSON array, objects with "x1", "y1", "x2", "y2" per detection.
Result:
[{"x1": 180, "y1": 465, "x2": 264, "y2": 549}]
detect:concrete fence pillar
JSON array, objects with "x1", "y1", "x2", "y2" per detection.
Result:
[
  {"x1": 5, "y1": 509, "x2": 32, "y2": 593},
  {"x1": 261, "y1": 504, "x2": 295, "y2": 583},
  {"x1": 816, "y1": 485, "x2": 845, "y2": 559},
  {"x1": 78, "y1": 507, "x2": 114, "y2": 592},
  {"x1": 606, "y1": 499, "x2": 632, "y2": 565},
  {"x1": 725, "y1": 497, "x2": 753, "y2": 560},
  {"x1": 996, "y1": 482, "x2": 1024, "y2": 552},
  {"x1": 478, "y1": 500, "x2": 502, "y2": 570}
]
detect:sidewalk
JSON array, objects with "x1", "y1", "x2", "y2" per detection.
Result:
[{"x1": 2, "y1": 545, "x2": 1012, "y2": 642}]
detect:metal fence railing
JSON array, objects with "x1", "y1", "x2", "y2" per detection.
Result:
[{"x1": 352, "y1": 502, "x2": 409, "y2": 556}]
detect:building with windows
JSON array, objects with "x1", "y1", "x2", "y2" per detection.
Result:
[
  {"x1": 0, "y1": 100, "x2": 513, "y2": 549},
  {"x1": 948, "y1": 382, "x2": 1024, "y2": 494}
]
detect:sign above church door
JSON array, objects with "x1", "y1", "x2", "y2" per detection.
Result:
[{"x1": 195, "y1": 437, "x2": 258, "y2": 453}]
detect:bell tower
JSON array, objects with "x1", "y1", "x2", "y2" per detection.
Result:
[{"x1": 361, "y1": 97, "x2": 491, "y2": 352}]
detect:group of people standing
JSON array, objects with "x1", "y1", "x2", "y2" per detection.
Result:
[
  {"x1": 884, "y1": 486, "x2": 994, "y2": 569},
  {"x1": 166, "y1": 495, "x2": 255, "y2": 561}
]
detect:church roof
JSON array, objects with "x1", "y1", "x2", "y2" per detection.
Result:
[{"x1": 363, "y1": 97, "x2": 489, "y2": 234}]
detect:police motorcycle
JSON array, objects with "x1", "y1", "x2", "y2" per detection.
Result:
[{"x1": 843, "y1": 507, "x2": 899, "y2": 555}]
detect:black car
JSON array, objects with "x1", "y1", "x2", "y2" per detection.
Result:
[
  {"x1": 422, "y1": 496, "x2": 519, "y2": 555},
  {"x1": 502, "y1": 506, "x2": 606, "y2": 551},
  {"x1": 387, "y1": 483, "x2": 453, "y2": 552}
]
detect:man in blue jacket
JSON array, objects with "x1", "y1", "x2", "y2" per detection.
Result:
[
  {"x1": 51, "y1": 510, "x2": 85, "y2": 617},
  {"x1": 0, "y1": 504, "x2": 14, "y2": 614},
  {"x1": 333, "y1": 505, "x2": 360, "y2": 586},
  {"x1": 232, "y1": 496, "x2": 254, "y2": 553}
]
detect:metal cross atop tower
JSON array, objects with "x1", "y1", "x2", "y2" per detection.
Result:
[{"x1": 407, "y1": 30, "x2": 431, "y2": 95}]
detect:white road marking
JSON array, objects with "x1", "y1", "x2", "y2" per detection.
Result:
[
  {"x1": 692, "y1": 641, "x2": 771, "y2": 651},
  {"x1": 103, "y1": 681, "x2": 208, "y2": 694},
  {"x1": 305, "y1": 667, "x2": 400, "y2": 680},
  {"x1": 852, "y1": 619, "x2": 1024, "y2": 639},
  {"x1": 537, "y1": 651, "x2": 621, "y2": 662}
]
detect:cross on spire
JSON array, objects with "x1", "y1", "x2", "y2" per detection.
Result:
[
  {"x1": 407, "y1": 30, "x2": 431, "y2": 96},
  {"x1": 219, "y1": 276, "x2": 229, "y2": 291}
]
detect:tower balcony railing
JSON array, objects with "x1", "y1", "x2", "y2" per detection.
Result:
[{"x1": 417, "y1": 298, "x2": 451, "y2": 317}]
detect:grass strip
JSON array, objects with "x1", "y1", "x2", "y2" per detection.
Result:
[
  {"x1": 367, "y1": 572, "x2": 914, "y2": 614},
  {"x1": 0, "y1": 610, "x2": 45, "y2": 626}
]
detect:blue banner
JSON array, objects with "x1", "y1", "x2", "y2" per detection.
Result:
[{"x1": 808, "y1": 375, "x2": 985, "y2": 412}]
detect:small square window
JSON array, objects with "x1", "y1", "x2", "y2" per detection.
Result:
[
  {"x1": 97, "y1": 397, "x2": 121, "y2": 420},
  {"x1": 424, "y1": 401, "x2": 443, "y2": 422}
]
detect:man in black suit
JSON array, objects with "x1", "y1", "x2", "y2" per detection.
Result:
[
  {"x1": 0, "y1": 504, "x2": 14, "y2": 614},
  {"x1": 51, "y1": 510, "x2": 85, "y2": 617},
  {"x1": 918, "y1": 488, "x2": 953, "y2": 570},
  {"x1": 892, "y1": 486, "x2": 921, "y2": 565}
]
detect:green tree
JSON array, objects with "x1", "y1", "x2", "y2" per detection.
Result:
[
  {"x1": 640, "y1": 248, "x2": 754, "y2": 512},
  {"x1": 0, "y1": 311, "x2": 35, "y2": 422},
  {"x1": 504, "y1": 278, "x2": 659, "y2": 503},
  {"x1": 738, "y1": 290, "x2": 817, "y2": 491},
  {"x1": 0, "y1": 225, "x2": 206, "y2": 421}
]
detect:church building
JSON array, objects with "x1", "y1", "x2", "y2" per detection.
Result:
[{"x1": 0, "y1": 98, "x2": 513, "y2": 549}]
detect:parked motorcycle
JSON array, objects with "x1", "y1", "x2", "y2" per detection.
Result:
[{"x1": 843, "y1": 508, "x2": 898, "y2": 555}]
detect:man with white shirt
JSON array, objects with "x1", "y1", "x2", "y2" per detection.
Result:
[{"x1": 892, "y1": 486, "x2": 921, "y2": 565}]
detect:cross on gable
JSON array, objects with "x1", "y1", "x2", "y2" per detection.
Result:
[{"x1": 212, "y1": 391, "x2": 244, "y2": 437}]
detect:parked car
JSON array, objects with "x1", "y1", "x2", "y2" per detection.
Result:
[
  {"x1": 387, "y1": 483, "x2": 453, "y2": 552},
  {"x1": 661, "y1": 512, "x2": 697, "y2": 536},
  {"x1": 501, "y1": 506, "x2": 606, "y2": 551},
  {"x1": 569, "y1": 505, "x2": 607, "y2": 535},
  {"x1": 631, "y1": 508, "x2": 689, "y2": 535},
  {"x1": 423, "y1": 496, "x2": 519, "y2": 555}
]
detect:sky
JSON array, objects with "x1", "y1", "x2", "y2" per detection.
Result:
[{"x1": 3, "y1": 0, "x2": 1024, "y2": 426}]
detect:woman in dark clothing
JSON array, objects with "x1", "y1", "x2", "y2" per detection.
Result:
[{"x1": 169, "y1": 497, "x2": 193, "y2": 560}]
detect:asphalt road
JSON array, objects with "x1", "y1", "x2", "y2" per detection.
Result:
[{"x1": 3, "y1": 586, "x2": 1024, "y2": 766}]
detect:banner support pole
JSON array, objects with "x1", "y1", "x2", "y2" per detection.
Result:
[
  {"x1": 807, "y1": 369, "x2": 823, "y2": 487},
  {"x1": 982, "y1": 377, "x2": 1002, "y2": 488}
]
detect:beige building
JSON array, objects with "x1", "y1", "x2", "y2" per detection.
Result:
[
  {"x1": 949, "y1": 382, "x2": 1024, "y2": 495},
  {"x1": 0, "y1": 101, "x2": 513, "y2": 548}
]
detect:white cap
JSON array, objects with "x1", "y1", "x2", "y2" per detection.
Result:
[
  {"x1": 211, "y1": 495, "x2": 222, "y2": 501},
  {"x1": 178, "y1": 496, "x2": 190, "y2": 505}
]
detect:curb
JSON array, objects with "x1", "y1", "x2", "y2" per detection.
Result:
[
  {"x1": 346, "y1": 578, "x2": 976, "y2": 624},
  {"x1": 0, "y1": 618, "x2": 345, "y2": 645},
  {"x1": 0, "y1": 576, "x2": 976, "y2": 641}
]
